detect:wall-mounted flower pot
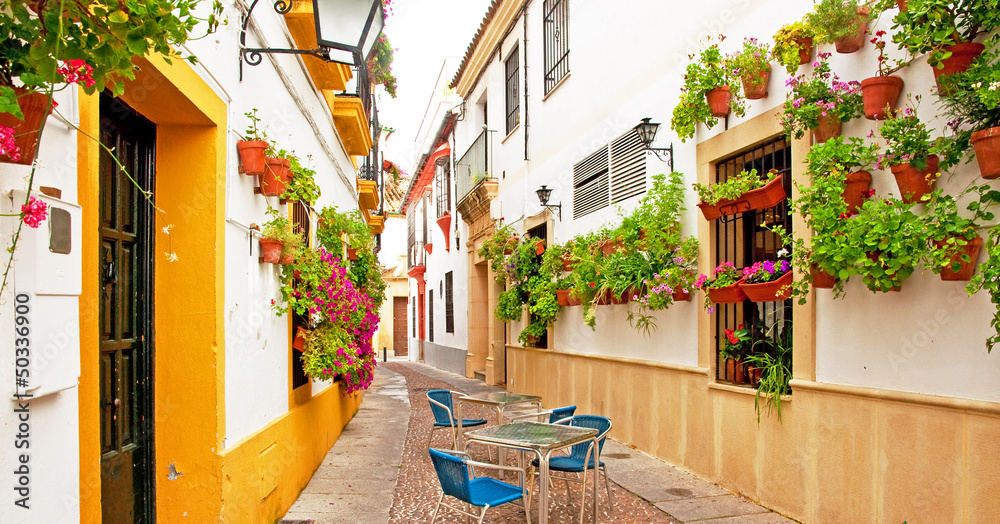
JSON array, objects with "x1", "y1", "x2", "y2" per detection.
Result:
[
  {"x1": 535, "y1": 240, "x2": 545, "y2": 256},
  {"x1": 860, "y1": 76, "x2": 904, "y2": 120},
  {"x1": 596, "y1": 289, "x2": 628, "y2": 305},
  {"x1": 933, "y1": 43, "x2": 985, "y2": 94},
  {"x1": 739, "y1": 271, "x2": 793, "y2": 302},
  {"x1": 260, "y1": 238, "x2": 283, "y2": 264},
  {"x1": 502, "y1": 237, "x2": 518, "y2": 255},
  {"x1": 971, "y1": 127, "x2": 1000, "y2": 179},
  {"x1": 835, "y1": 7, "x2": 870, "y2": 53},
  {"x1": 596, "y1": 238, "x2": 622, "y2": 256},
  {"x1": 707, "y1": 278, "x2": 748, "y2": 304},
  {"x1": 567, "y1": 291, "x2": 582, "y2": 306},
  {"x1": 292, "y1": 327, "x2": 307, "y2": 351},
  {"x1": 348, "y1": 248, "x2": 358, "y2": 260},
  {"x1": 706, "y1": 86, "x2": 732, "y2": 118},
  {"x1": 811, "y1": 115, "x2": 842, "y2": 144},
  {"x1": 261, "y1": 157, "x2": 291, "y2": 196},
  {"x1": 896, "y1": 0, "x2": 908, "y2": 11},
  {"x1": 237, "y1": 140, "x2": 268, "y2": 176},
  {"x1": 279, "y1": 251, "x2": 295, "y2": 265},
  {"x1": 811, "y1": 264, "x2": 837, "y2": 289},
  {"x1": 556, "y1": 289, "x2": 571, "y2": 306},
  {"x1": 935, "y1": 235, "x2": 983, "y2": 281},
  {"x1": 561, "y1": 253, "x2": 574, "y2": 272},
  {"x1": 0, "y1": 88, "x2": 54, "y2": 165},
  {"x1": 796, "y1": 37, "x2": 814, "y2": 65},
  {"x1": 844, "y1": 170, "x2": 873, "y2": 213},
  {"x1": 741, "y1": 69, "x2": 770, "y2": 100},
  {"x1": 697, "y1": 174, "x2": 787, "y2": 221},
  {"x1": 436, "y1": 214, "x2": 452, "y2": 251},
  {"x1": 672, "y1": 288, "x2": 692, "y2": 302},
  {"x1": 890, "y1": 155, "x2": 939, "y2": 204}
]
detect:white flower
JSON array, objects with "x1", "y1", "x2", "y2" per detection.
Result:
[
  {"x1": 777, "y1": 248, "x2": 789, "y2": 257},
  {"x1": 162, "y1": 224, "x2": 174, "y2": 234},
  {"x1": 165, "y1": 252, "x2": 179, "y2": 262}
]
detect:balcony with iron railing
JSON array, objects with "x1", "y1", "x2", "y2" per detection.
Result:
[{"x1": 456, "y1": 129, "x2": 490, "y2": 203}]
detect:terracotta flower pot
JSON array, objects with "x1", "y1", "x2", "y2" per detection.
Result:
[
  {"x1": 933, "y1": 43, "x2": 985, "y2": 94},
  {"x1": 843, "y1": 170, "x2": 873, "y2": 213},
  {"x1": 261, "y1": 157, "x2": 290, "y2": 196},
  {"x1": 260, "y1": 238, "x2": 283, "y2": 264},
  {"x1": 535, "y1": 240, "x2": 545, "y2": 256},
  {"x1": 725, "y1": 359, "x2": 736, "y2": 382},
  {"x1": 734, "y1": 359, "x2": 747, "y2": 384},
  {"x1": 971, "y1": 127, "x2": 1000, "y2": 179},
  {"x1": 561, "y1": 253, "x2": 574, "y2": 272},
  {"x1": 741, "y1": 69, "x2": 770, "y2": 100},
  {"x1": 739, "y1": 270, "x2": 793, "y2": 302},
  {"x1": 0, "y1": 88, "x2": 54, "y2": 165},
  {"x1": 279, "y1": 251, "x2": 295, "y2": 265},
  {"x1": 896, "y1": 0, "x2": 908, "y2": 11},
  {"x1": 706, "y1": 86, "x2": 732, "y2": 118},
  {"x1": 697, "y1": 174, "x2": 787, "y2": 221},
  {"x1": 934, "y1": 235, "x2": 983, "y2": 281},
  {"x1": 796, "y1": 37, "x2": 814, "y2": 65},
  {"x1": 811, "y1": 115, "x2": 842, "y2": 144},
  {"x1": 597, "y1": 238, "x2": 621, "y2": 256},
  {"x1": 835, "y1": 7, "x2": 870, "y2": 54},
  {"x1": 237, "y1": 140, "x2": 268, "y2": 176},
  {"x1": 292, "y1": 327, "x2": 307, "y2": 351},
  {"x1": 556, "y1": 289, "x2": 571, "y2": 306},
  {"x1": 811, "y1": 264, "x2": 837, "y2": 289},
  {"x1": 567, "y1": 292, "x2": 582, "y2": 307},
  {"x1": 890, "y1": 155, "x2": 939, "y2": 204},
  {"x1": 348, "y1": 248, "x2": 358, "y2": 260},
  {"x1": 707, "y1": 278, "x2": 748, "y2": 304},
  {"x1": 748, "y1": 365, "x2": 763, "y2": 387},
  {"x1": 672, "y1": 288, "x2": 692, "y2": 302},
  {"x1": 860, "y1": 76, "x2": 904, "y2": 120}
]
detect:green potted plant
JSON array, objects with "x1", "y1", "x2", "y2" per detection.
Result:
[
  {"x1": 728, "y1": 38, "x2": 772, "y2": 100},
  {"x1": 260, "y1": 207, "x2": 303, "y2": 264},
  {"x1": 860, "y1": 30, "x2": 910, "y2": 120},
  {"x1": 924, "y1": 190, "x2": 983, "y2": 281},
  {"x1": 695, "y1": 261, "x2": 746, "y2": 312},
  {"x1": 806, "y1": 0, "x2": 873, "y2": 54},
  {"x1": 850, "y1": 196, "x2": 928, "y2": 292},
  {"x1": 670, "y1": 38, "x2": 746, "y2": 142},
  {"x1": 317, "y1": 205, "x2": 369, "y2": 257},
  {"x1": 239, "y1": 108, "x2": 269, "y2": 176},
  {"x1": 719, "y1": 324, "x2": 751, "y2": 383},
  {"x1": 262, "y1": 146, "x2": 294, "y2": 197},
  {"x1": 804, "y1": 136, "x2": 880, "y2": 213},
  {"x1": 877, "y1": 103, "x2": 963, "y2": 203},
  {"x1": 891, "y1": 0, "x2": 1000, "y2": 90},
  {"x1": 282, "y1": 155, "x2": 321, "y2": 204},
  {"x1": 745, "y1": 324, "x2": 793, "y2": 421},
  {"x1": 772, "y1": 19, "x2": 817, "y2": 75},
  {"x1": 937, "y1": 42, "x2": 1000, "y2": 179},
  {"x1": 693, "y1": 168, "x2": 785, "y2": 221},
  {"x1": 780, "y1": 53, "x2": 863, "y2": 143}
]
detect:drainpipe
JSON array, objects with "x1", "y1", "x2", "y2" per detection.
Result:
[{"x1": 522, "y1": 1, "x2": 530, "y2": 163}]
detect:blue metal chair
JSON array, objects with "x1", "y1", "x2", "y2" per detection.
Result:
[
  {"x1": 510, "y1": 405, "x2": 576, "y2": 424},
  {"x1": 529, "y1": 415, "x2": 613, "y2": 523},
  {"x1": 428, "y1": 448, "x2": 532, "y2": 524},
  {"x1": 426, "y1": 389, "x2": 488, "y2": 449}
]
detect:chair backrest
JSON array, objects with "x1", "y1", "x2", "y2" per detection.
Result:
[
  {"x1": 549, "y1": 405, "x2": 577, "y2": 424},
  {"x1": 427, "y1": 389, "x2": 455, "y2": 425},
  {"x1": 429, "y1": 449, "x2": 471, "y2": 502},
  {"x1": 567, "y1": 415, "x2": 612, "y2": 462}
]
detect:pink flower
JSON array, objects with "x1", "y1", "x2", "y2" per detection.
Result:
[
  {"x1": 0, "y1": 125, "x2": 19, "y2": 161},
  {"x1": 57, "y1": 59, "x2": 96, "y2": 88},
  {"x1": 21, "y1": 196, "x2": 48, "y2": 228}
]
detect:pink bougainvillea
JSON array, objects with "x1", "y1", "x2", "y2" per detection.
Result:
[{"x1": 21, "y1": 197, "x2": 48, "y2": 228}]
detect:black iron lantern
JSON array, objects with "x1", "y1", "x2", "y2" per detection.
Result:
[
  {"x1": 635, "y1": 117, "x2": 674, "y2": 169},
  {"x1": 535, "y1": 185, "x2": 561, "y2": 220}
]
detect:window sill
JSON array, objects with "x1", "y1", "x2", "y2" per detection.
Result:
[
  {"x1": 542, "y1": 72, "x2": 571, "y2": 102},
  {"x1": 707, "y1": 381, "x2": 792, "y2": 402},
  {"x1": 502, "y1": 124, "x2": 520, "y2": 144}
]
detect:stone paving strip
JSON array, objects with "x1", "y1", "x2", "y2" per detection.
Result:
[{"x1": 282, "y1": 361, "x2": 799, "y2": 523}]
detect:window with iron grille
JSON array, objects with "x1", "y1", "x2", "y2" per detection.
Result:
[
  {"x1": 572, "y1": 129, "x2": 646, "y2": 219},
  {"x1": 435, "y1": 157, "x2": 451, "y2": 218},
  {"x1": 543, "y1": 0, "x2": 569, "y2": 94},
  {"x1": 505, "y1": 45, "x2": 520, "y2": 135},
  {"x1": 445, "y1": 272, "x2": 454, "y2": 333},
  {"x1": 428, "y1": 290, "x2": 434, "y2": 342},
  {"x1": 712, "y1": 137, "x2": 793, "y2": 386}
]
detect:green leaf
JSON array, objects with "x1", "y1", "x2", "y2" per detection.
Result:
[{"x1": 108, "y1": 10, "x2": 129, "y2": 24}]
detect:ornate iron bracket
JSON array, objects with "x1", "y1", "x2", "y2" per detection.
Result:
[
  {"x1": 239, "y1": 0, "x2": 328, "y2": 80},
  {"x1": 646, "y1": 143, "x2": 675, "y2": 172}
]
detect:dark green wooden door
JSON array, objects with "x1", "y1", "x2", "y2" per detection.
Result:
[{"x1": 99, "y1": 93, "x2": 155, "y2": 523}]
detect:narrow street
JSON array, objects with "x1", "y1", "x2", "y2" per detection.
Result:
[{"x1": 282, "y1": 362, "x2": 797, "y2": 524}]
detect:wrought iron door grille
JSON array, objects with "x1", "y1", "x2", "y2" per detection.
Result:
[{"x1": 712, "y1": 137, "x2": 793, "y2": 385}]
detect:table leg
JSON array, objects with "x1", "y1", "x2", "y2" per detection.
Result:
[
  {"x1": 592, "y1": 437, "x2": 598, "y2": 524},
  {"x1": 539, "y1": 449, "x2": 551, "y2": 524}
]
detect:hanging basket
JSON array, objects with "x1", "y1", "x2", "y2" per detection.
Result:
[
  {"x1": 707, "y1": 278, "x2": 748, "y2": 304},
  {"x1": 706, "y1": 86, "x2": 732, "y2": 118},
  {"x1": 260, "y1": 238, "x2": 283, "y2": 264},
  {"x1": 237, "y1": 140, "x2": 268, "y2": 176},
  {"x1": 971, "y1": 126, "x2": 1000, "y2": 179},
  {"x1": 843, "y1": 170, "x2": 873, "y2": 213},
  {"x1": 697, "y1": 174, "x2": 786, "y2": 221},
  {"x1": 890, "y1": 155, "x2": 939, "y2": 204},
  {"x1": 860, "y1": 76, "x2": 904, "y2": 120},
  {"x1": 0, "y1": 88, "x2": 54, "y2": 165},
  {"x1": 739, "y1": 271, "x2": 793, "y2": 302},
  {"x1": 934, "y1": 235, "x2": 983, "y2": 281}
]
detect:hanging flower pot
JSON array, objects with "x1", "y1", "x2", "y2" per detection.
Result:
[
  {"x1": 292, "y1": 327, "x2": 307, "y2": 351},
  {"x1": 697, "y1": 174, "x2": 787, "y2": 221},
  {"x1": 535, "y1": 240, "x2": 545, "y2": 256},
  {"x1": 502, "y1": 237, "x2": 519, "y2": 255},
  {"x1": 890, "y1": 154, "x2": 939, "y2": 204},
  {"x1": 934, "y1": 235, "x2": 983, "y2": 281},
  {"x1": 971, "y1": 127, "x2": 1000, "y2": 179},
  {"x1": 843, "y1": 170, "x2": 873, "y2": 213},
  {"x1": 672, "y1": 288, "x2": 692, "y2": 302},
  {"x1": 260, "y1": 238, "x2": 283, "y2": 264},
  {"x1": 739, "y1": 271, "x2": 793, "y2": 302},
  {"x1": 896, "y1": 0, "x2": 908, "y2": 10},
  {"x1": 860, "y1": 76, "x2": 904, "y2": 120},
  {"x1": 348, "y1": 248, "x2": 359, "y2": 260},
  {"x1": 556, "y1": 289, "x2": 571, "y2": 306},
  {"x1": 741, "y1": 69, "x2": 770, "y2": 100},
  {"x1": 706, "y1": 86, "x2": 732, "y2": 118},
  {"x1": 0, "y1": 88, "x2": 54, "y2": 165},
  {"x1": 707, "y1": 278, "x2": 748, "y2": 304},
  {"x1": 237, "y1": 140, "x2": 268, "y2": 176},
  {"x1": 796, "y1": 37, "x2": 814, "y2": 65},
  {"x1": 261, "y1": 157, "x2": 290, "y2": 196},
  {"x1": 834, "y1": 7, "x2": 870, "y2": 54},
  {"x1": 561, "y1": 253, "x2": 574, "y2": 272},
  {"x1": 279, "y1": 251, "x2": 295, "y2": 265},
  {"x1": 811, "y1": 264, "x2": 837, "y2": 289},
  {"x1": 811, "y1": 115, "x2": 842, "y2": 144},
  {"x1": 933, "y1": 43, "x2": 985, "y2": 94},
  {"x1": 567, "y1": 291, "x2": 582, "y2": 307}
]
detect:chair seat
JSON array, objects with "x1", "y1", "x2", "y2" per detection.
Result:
[
  {"x1": 532, "y1": 456, "x2": 605, "y2": 472},
  {"x1": 434, "y1": 418, "x2": 487, "y2": 428},
  {"x1": 468, "y1": 477, "x2": 524, "y2": 507}
]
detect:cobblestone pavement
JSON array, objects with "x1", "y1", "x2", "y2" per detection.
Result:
[{"x1": 283, "y1": 361, "x2": 798, "y2": 524}]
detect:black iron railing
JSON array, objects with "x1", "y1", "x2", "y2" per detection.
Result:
[
  {"x1": 543, "y1": 0, "x2": 570, "y2": 94},
  {"x1": 456, "y1": 129, "x2": 490, "y2": 202}
]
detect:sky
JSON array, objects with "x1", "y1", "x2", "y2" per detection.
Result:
[{"x1": 375, "y1": 0, "x2": 494, "y2": 175}]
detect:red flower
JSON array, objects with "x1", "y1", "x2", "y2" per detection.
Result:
[{"x1": 21, "y1": 196, "x2": 48, "y2": 228}]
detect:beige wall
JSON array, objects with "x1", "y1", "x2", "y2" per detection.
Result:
[{"x1": 377, "y1": 278, "x2": 408, "y2": 356}]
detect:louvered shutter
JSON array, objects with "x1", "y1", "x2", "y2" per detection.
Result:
[
  {"x1": 573, "y1": 145, "x2": 609, "y2": 219},
  {"x1": 610, "y1": 129, "x2": 646, "y2": 203}
]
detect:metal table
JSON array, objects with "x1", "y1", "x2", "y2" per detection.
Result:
[
  {"x1": 455, "y1": 391, "x2": 541, "y2": 448},
  {"x1": 464, "y1": 422, "x2": 599, "y2": 524}
]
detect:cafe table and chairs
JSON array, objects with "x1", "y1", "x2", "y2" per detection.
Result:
[{"x1": 454, "y1": 391, "x2": 542, "y2": 448}]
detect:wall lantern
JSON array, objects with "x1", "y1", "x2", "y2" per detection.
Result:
[
  {"x1": 535, "y1": 185, "x2": 562, "y2": 221},
  {"x1": 635, "y1": 117, "x2": 675, "y2": 171},
  {"x1": 240, "y1": 0, "x2": 384, "y2": 72}
]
